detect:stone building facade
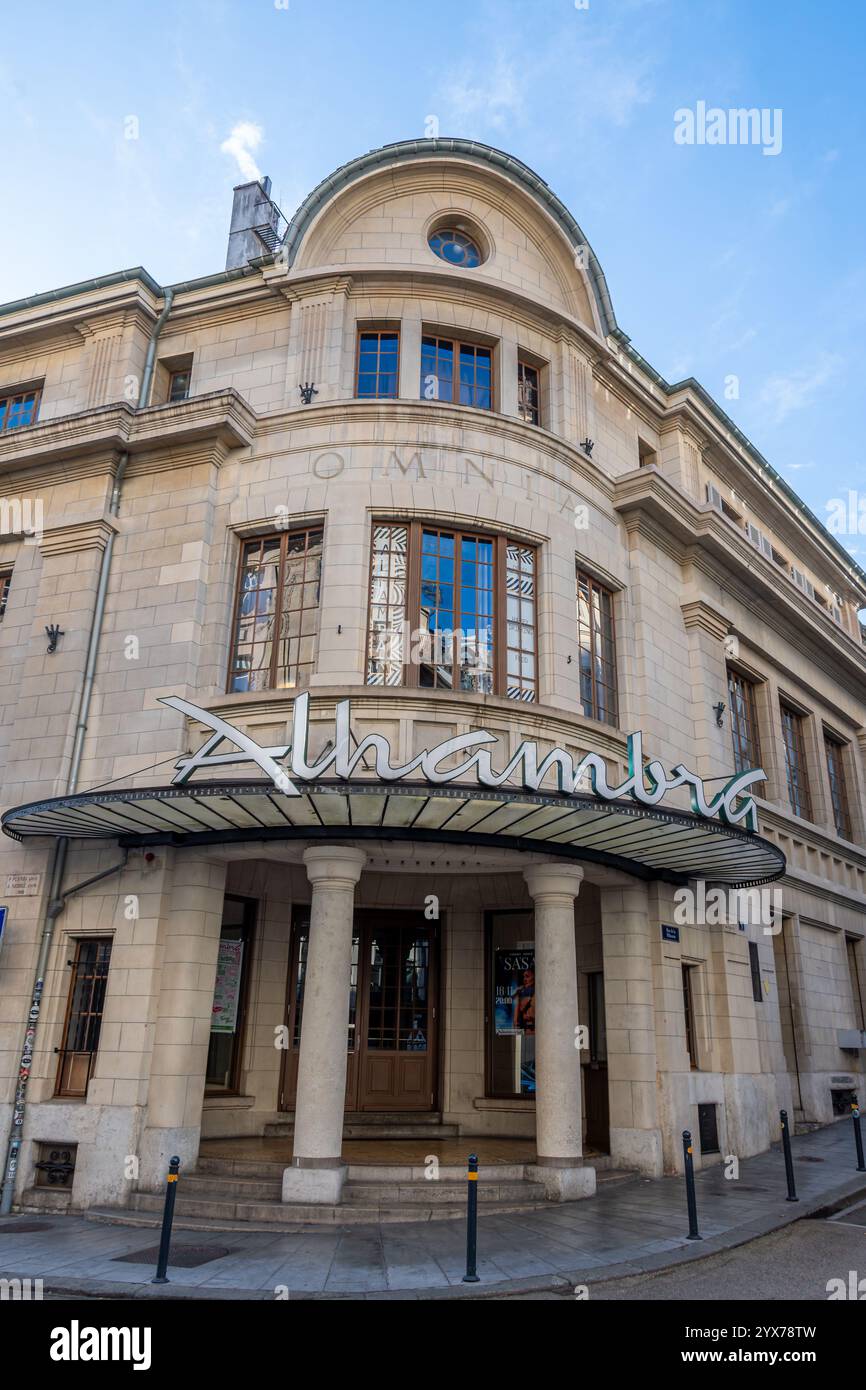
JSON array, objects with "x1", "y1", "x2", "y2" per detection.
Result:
[{"x1": 0, "y1": 139, "x2": 864, "y2": 1216}]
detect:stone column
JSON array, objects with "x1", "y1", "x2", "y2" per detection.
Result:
[
  {"x1": 282, "y1": 846, "x2": 366, "y2": 1204},
  {"x1": 138, "y1": 852, "x2": 228, "y2": 1187},
  {"x1": 600, "y1": 882, "x2": 664, "y2": 1176},
  {"x1": 523, "y1": 864, "x2": 595, "y2": 1201}
]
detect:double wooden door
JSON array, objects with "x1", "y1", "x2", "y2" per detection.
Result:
[{"x1": 280, "y1": 909, "x2": 438, "y2": 1112}]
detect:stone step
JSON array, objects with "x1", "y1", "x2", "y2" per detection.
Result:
[
  {"x1": 265, "y1": 1123, "x2": 464, "y2": 1134},
  {"x1": 180, "y1": 1174, "x2": 283, "y2": 1201},
  {"x1": 343, "y1": 1178, "x2": 545, "y2": 1204},
  {"x1": 97, "y1": 1189, "x2": 548, "y2": 1227}
]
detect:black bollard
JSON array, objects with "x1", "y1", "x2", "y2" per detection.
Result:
[
  {"x1": 852, "y1": 1104, "x2": 866, "y2": 1173},
  {"x1": 152, "y1": 1155, "x2": 181, "y2": 1284},
  {"x1": 780, "y1": 1110, "x2": 799, "y2": 1202},
  {"x1": 462, "y1": 1153, "x2": 480, "y2": 1283},
  {"x1": 682, "y1": 1131, "x2": 702, "y2": 1240}
]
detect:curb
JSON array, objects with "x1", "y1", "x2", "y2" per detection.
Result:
[{"x1": 5, "y1": 1172, "x2": 865, "y2": 1301}]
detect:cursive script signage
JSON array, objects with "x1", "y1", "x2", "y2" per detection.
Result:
[{"x1": 159, "y1": 692, "x2": 765, "y2": 832}]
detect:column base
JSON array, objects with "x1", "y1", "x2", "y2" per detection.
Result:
[
  {"x1": 609, "y1": 1126, "x2": 664, "y2": 1177},
  {"x1": 526, "y1": 1162, "x2": 596, "y2": 1202},
  {"x1": 282, "y1": 1162, "x2": 347, "y2": 1205}
]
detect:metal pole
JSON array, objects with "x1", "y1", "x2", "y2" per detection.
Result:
[
  {"x1": 152, "y1": 1157, "x2": 181, "y2": 1284},
  {"x1": 682, "y1": 1131, "x2": 702, "y2": 1240},
  {"x1": 462, "y1": 1153, "x2": 480, "y2": 1283},
  {"x1": 780, "y1": 1110, "x2": 799, "y2": 1201},
  {"x1": 852, "y1": 1105, "x2": 866, "y2": 1173}
]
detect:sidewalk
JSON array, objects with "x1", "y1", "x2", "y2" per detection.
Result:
[{"x1": 1, "y1": 1121, "x2": 864, "y2": 1300}]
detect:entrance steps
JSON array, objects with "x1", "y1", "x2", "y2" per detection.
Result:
[
  {"x1": 83, "y1": 1161, "x2": 637, "y2": 1230},
  {"x1": 263, "y1": 1112, "x2": 460, "y2": 1142}
]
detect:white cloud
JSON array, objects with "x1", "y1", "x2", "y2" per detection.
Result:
[
  {"x1": 440, "y1": 55, "x2": 524, "y2": 131},
  {"x1": 758, "y1": 353, "x2": 844, "y2": 425},
  {"x1": 220, "y1": 122, "x2": 263, "y2": 181}
]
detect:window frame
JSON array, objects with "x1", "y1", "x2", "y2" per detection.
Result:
[
  {"x1": 54, "y1": 937, "x2": 113, "y2": 1099},
  {"x1": 226, "y1": 526, "x2": 324, "y2": 695},
  {"x1": 517, "y1": 358, "x2": 541, "y2": 426},
  {"x1": 205, "y1": 895, "x2": 257, "y2": 1097},
  {"x1": 748, "y1": 941, "x2": 764, "y2": 1004},
  {"x1": 682, "y1": 963, "x2": 699, "y2": 1069},
  {"x1": 824, "y1": 732, "x2": 852, "y2": 840},
  {"x1": 779, "y1": 701, "x2": 812, "y2": 821},
  {"x1": 355, "y1": 326, "x2": 401, "y2": 400},
  {"x1": 728, "y1": 669, "x2": 762, "y2": 773},
  {"x1": 0, "y1": 569, "x2": 12, "y2": 621},
  {"x1": 420, "y1": 333, "x2": 495, "y2": 411},
  {"x1": 0, "y1": 384, "x2": 42, "y2": 433},
  {"x1": 364, "y1": 520, "x2": 538, "y2": 702},
  {"x1": 167, "y1": 367, "x2": 191, "y2": 403},
  {"x1": 576, "y1": 568, "x2": 619, "y2": 728}
]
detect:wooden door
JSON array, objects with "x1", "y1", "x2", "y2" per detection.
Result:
[
  {"x1": 279, "y1": 909, "x2": 438, "y2": 1113},
  {"x1": 356, "y1": 912, "x2": 438, "y2": 1112}
]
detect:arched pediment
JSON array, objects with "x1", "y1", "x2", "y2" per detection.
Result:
[{"x1": 281, "y1": 139, "x2": 617, "y2": 337}]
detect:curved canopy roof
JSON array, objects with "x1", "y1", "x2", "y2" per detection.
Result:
[{"x1": 2, "y1": 779, "x2": 785, "y2": 888}]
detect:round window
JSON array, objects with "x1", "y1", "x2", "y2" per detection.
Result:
[{"x1": 428, "y1": 227, "x2": 483, "y2": 268}]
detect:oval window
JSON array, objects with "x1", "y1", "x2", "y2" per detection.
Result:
[{"x1": 428, "y1": 227, "x2": 483, "y2": 268}]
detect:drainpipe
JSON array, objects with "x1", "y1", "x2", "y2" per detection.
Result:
[{"x1": 0, "y1": 289, "x2": 174, "y2": 1214}]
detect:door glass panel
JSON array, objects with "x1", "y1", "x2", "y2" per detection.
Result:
[
  {"x1": 488, "y1": 912, "x2": 535, "y2": 1097},
  {"x1": 366, "y1": 927, "x2": 431, "y2": 1052},
  {"x1": 292, "y1": 924, "x2": 360, "y2": 1051}
]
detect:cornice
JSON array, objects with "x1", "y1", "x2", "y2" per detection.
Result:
[
  {"x1": 39, "y1": 516, "x2": 119, "y2": 558},
  {"x1": 0, "y1": 390, "x2": 256, "y2": 480},
  {"x1": 680, "y1": 599, "x2": 731, "y2": 641},
  {"x1": 614, "y1": 469, "x2": 866, "y2": 689}
]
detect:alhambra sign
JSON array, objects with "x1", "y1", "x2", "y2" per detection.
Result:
[{"x1": 160, "y1": 692, "x2": 765, "y2": 833}]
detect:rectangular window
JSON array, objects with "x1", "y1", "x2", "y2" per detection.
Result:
[
  {"x1": 748, "y1": 941, "x2": 763, "y2": 1003},
  {"x1": 847, "y1": 938, "x2": 865, "y2": 1031},
  {"x1": 0, "y1": 570, "x2": 12, "y2": 620},
  {"x1": 356, "y1": 329, "x2": 399, "y2": 399},
  {"x1": 780, "y1": 703, "x2": 812, "y2": 820},
  {"x1": 365, "y1": 522, "x2": 536, "y2": 701},
  {"x1": 517, "y1": 360, "x2": 540, "y2": 425},
  {"x1": 228, "y1": 528, "x2": 323, "y2": 693},
  {"x1": 54, "y1": 938, "x2": 112, "y2": 1098},
  {"x1": 168, "y1": 368, "x2": 191, "y2": 402},
  {"x1": 824, "y1": 733, "x2": 852, "y2": 839},
  {"x1": 486, "y1": 911, "x2": 535, "y2": 1098},
  {"x1": 682, "y1": 964, "x2": 699, "y2": 1069},
  {"x1": 587, "y1": 972, "x2": 607, "y2": 1062},
  {"x1": 728, "y1": 670, "x2": 761, "y2": 772},
  {"x1": 576, "y1": 570, "x2": 618, "y2": 726},
  {"x1": 420, "y1": 335, "x2": 492, "y2": 410},
  {"x1": 205, "y1": 896, "x2": 256, "y2": 1094},
  {"x1": 0, "y1": 385, "x2": 41, "y2": 432}
]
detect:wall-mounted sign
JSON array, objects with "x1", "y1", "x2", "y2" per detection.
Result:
[
  {"x1": 662, "y1": 924, "x2": 680, "y2": 943},
  {"x1": 211, "y1": 940, "x2": 244, "y2": 1035},
  {"x1": 5, "y1": 873, "x2": 41, "y2": 897},
  {"x1": 161, "y1": 692, "x2": 765, "y2": 832}
]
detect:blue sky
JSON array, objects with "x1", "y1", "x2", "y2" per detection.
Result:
[{"x1": 2, "y1": 0, "x2": 864, "y2": 555}]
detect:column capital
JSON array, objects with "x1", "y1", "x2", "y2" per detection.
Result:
[
  {"x1": 303, "y1": 845, "x2": 366, "y2": 888},
  {"x1": 523, "y1": 862, "x2": 584, "y2": 903}
]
